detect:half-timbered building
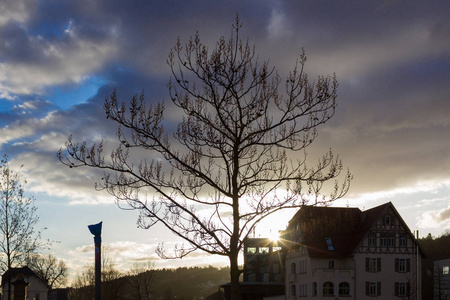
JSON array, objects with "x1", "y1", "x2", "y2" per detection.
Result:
[{"x1": 282, "y1": 202, "x2": 423, "y2": 299}]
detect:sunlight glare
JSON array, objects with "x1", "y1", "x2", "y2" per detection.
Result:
[{"x1": 268, "y1": 229, "x2": 280, "y2": 242}]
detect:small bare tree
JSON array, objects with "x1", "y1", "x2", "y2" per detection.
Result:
[
  {"x1": 69, "y1": 265, "x2": 95, "y2": 300},
  {"x1": 28, "y1": 254, "x2": 68, "y2": 289},
  {"x1": 127, "y1": 262, "x2": 156, "y2": 300},
  {"x1": 101, "y1": 254, "x2": 123, "y2": 300},
  {"x1": 69, "y1": 254, "x2": 123, "y2": 300},
  {"x1": 59, "y1": 17, "x2": 351, "y2": 300},
  {"x1": 0, "y1": 155, "x2": 50, "y2": 300}
]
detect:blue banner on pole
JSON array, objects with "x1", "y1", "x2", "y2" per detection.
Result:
[{"x1": 88, "y1": 221, "x2": 102, "y2": 243}]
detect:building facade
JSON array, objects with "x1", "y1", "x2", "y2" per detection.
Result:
[
  {"x1": 243, "y1": 238, "x2": 284, "y2": 283},
  {"x1": 434, "y1": 259, "x2": 450, "y2": 300},
  {"x1": 283, "y1": 202, "x2": 423, "y2": 300},
  {"x1": 1, "y1": 266, "x2": 48, "y2": 300}
]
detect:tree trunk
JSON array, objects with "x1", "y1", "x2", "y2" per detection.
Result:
[{"x1": 229, "y1": 250, "x2": 240, "y2": 300}]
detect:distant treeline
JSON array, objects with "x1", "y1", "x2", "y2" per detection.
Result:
[
  {"x1": 69, "y1": 265, "x2": 230, "y2": 300},
  {"x1": 154, "y1": 266, "x2": 230, "y2": 300},
  {"x1": 419, "y1": 231, "x2": 450, "y2": 260}
]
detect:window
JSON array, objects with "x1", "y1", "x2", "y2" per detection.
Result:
[
  {"x1": 366, "y1": 257, "x2": 381, "y2": 272},
  {"x1": 325, "y1": 237, "x2": 335, "y2": 251},
  {"x1": 312, "y1": 282, "x2": 318, "y2": 296},
  {"x1": 443, "y1": 265, "x2": 449, "y2": 275},
  {"x1": 323, "y1": 282, "x2": 334, "y2": 296},
  {"x1": 299, "y1": 284, "x2": 307, "y2": 297},
  {"x1": 260, "y1": 247, "x2": 270, "y2": 253},
  {"x1": 395, "y1": 282, "x2": 410, "y2": 297},
  {"x1": 380, "y1": 235, "x2": 387, "y2": 247},
  {"x1": 399, "y1": 235, "x2": 406, "y2": 247},
  {"x1": 290, "y1": 284, "x2": 296, "y2": 296},
  {"x1": 339, "y1": 282, "x2": 350, "y2": 296},
  {"x1": 291, "y1": 262, "x2": 296, "y2": 274},
  {"x1": 395, "y1": 258, "x2": 410, "y2": 273},
  {"x1": 34, "y1": 294, "x2": 40, "y2": 300},
  {"x1": 369, "y1": 258, "x2": 377, "y2": 271},
  {"x1": 366, "y1": 282, "x2": 381, "y2": 296},
  {"x1": 273, "y1": 263, "x2": 279, "y2": 273},
  {"x1": 388, "y1": 235, "x2": 395, "y2": 248},
  {"x1": 384, "y1": 215, "x2": 391, "y2": 225},
  {"x1": 328, "y1": 260, "x2": 335, "y2": 269},
  {"x1": 247, "y1": 247, "x2": 256, "y2": 253},
  {"x1": 397, "y1": 259, "x2": 406, "y2": 272},
  {"x1": 299, "y1": 260, "x2": 307, "y2": 273},
  {"x1": 368, "y1": 234, "x2": 376, "y2": 247}
]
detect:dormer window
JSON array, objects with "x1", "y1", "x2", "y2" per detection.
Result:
[{"x1": 325, "y1": 237, "x2": 335, "y2": 251}]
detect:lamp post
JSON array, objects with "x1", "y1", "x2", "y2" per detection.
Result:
[{"x1": 88, "y1": 221, "x2": 102, "y2": 300}]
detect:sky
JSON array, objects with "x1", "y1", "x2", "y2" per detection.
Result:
[{"x1": 1, "y1": 0, "x2": 450, "y2": 281}]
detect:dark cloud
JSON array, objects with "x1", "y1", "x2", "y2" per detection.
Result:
[
  {"x1": 1, "y1": 0, "x2": 450, "y2": 272},
  {"x1": 3, "y1": 0, "x2": 449, "y2": 197}
]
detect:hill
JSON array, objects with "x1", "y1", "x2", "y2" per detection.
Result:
[{"x1": 69, "y1": 265, "x2": 230, "y2": 300}]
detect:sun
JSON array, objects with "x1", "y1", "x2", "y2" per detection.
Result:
[{"x1": 268, "y1": 230, "x2": 280, "y2": 242}]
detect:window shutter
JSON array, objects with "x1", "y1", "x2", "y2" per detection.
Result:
[
  {"x1": 377, "y1": 258, "x2": 381, "y2": 271},
  {"x1": 407, "y1": 282, "x2": 410, "y2": 296},
  {"x1": 407, "y1": 258, "x2": 411, "y2": 272},
  {"x1": 377, "y1": 282, "x2": 381, "y2": 295},
  {"x1": 395, "y1": 282, "x2": 399, "y2": 296},
  {"x1": 395, "y1": 258, "x2": 398, "y2": 272},
  {"x1": 365, "y1": 258, "x2": 369, "y2": 271},
  {"x1": 365, "y1": 282, "x2": 369, "y2": 296}
]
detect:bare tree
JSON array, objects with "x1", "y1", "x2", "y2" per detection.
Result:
[
  {"x1": 69, "y1": 255, "x2": 123, "y2": 300},
  {"x1": 28, "y1": 254, "x2": 68, "y2": 289},
  {"x1": 69, "y1": 265, "x2": 95, "y2": 300},
  {"x1": 58, "y1": 17, "x2": 351, "y2": 300},
  {"x1": 127, "y1": 262, "x2": 156, "y2": 300},
  {"x1": 101, "y1": 254, "x2": 123, "y2": 300},
  {"x1": 0, "y1": 155, "x2": 50, "y2": 300}
]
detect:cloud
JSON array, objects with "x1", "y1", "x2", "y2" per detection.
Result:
[
  {"x1": 0, "y1": 30, "x2": 117, "y2": 96},
  {"x1": 1, "y1": 0, "x2": 447, "y2": 210},
  {"x1": 418, "y1": 204, "x2": 450, "y2": 231},
  {"x1": 1, "y1": 0, "x2": 450, "y2": 274},
  {"x1": 0, "y1": 0, "x2": 33, "y2": 26},
  {"x1": 267, "y1": 6, "x2": 291, "y2": 40},
  {"x1": 69, "y1": 240, "x2": 225, "y2": 273}
]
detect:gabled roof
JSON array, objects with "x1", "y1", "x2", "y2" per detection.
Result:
[
  {"x1": 283, "y1": 202, "x2": 421, "y2": 258},
  {"x1": 1, "y1": 266, "x2": 41, "y2": 286}
]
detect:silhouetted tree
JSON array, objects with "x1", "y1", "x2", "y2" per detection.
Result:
[
  {"x1": 0, "y1": 155, "x2": 50, "y2": 300},
  {"x1": 69, "y1": 254, "x2": 123, "y2": 300},
  {"x1": 69, "y1": 265, "x2": 94, "y2": 300},
  {"x1": 101, "y1": 254, "x2": 123, "y2": 300},
  {"x1": 58, "y1": 17, "x2": 351, "y2": 300},
  {"x1": 127, "y1": 262, "x2": 156, "y2": 300},
  {"x1": 28, "y1": 254, "x2": 68, "y2": 289}
]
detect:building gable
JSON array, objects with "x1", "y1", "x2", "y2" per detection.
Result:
[
  {"x1": 354, "y1": 202, "x2": 424, "y2": 256},
  {"x1": 282, "y1": 202, "x2": 424, "y2": 259}
]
